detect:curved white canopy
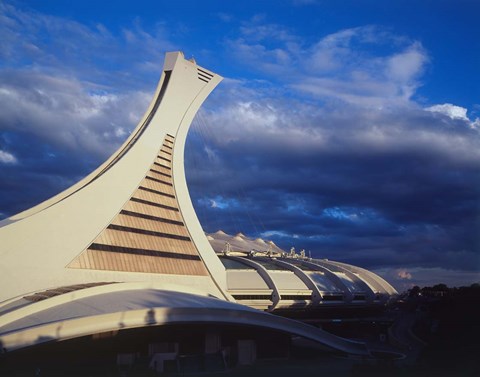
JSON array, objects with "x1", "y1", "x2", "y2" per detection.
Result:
[{"x1": 0, "y1": 287, "x2": 369, "y2": 356}]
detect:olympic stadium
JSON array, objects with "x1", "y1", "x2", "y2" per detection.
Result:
[{"x1": 0, "y1": 52, "x2": 399, "y2": 375}]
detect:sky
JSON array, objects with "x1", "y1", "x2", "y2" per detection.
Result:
[{"x1": 0, "y1": 0, "x2": 479, "y2": 291}]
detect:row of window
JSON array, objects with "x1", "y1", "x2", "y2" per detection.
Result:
[
  {"x1": 149, "y1": 168, "x2": 172, "y2": 179},
  {"x1": 138, "y1": 186, "x2": 175, "y2": 199},
  {"x1": 231, "y1": 294, "x2": 369, "y2": 302},
  {"x1": 145, "y1": 176, "x2": 173, "y2": 187},
  {"x1": 89, "y1": 243, "x2": 201, "y2": 261},
  {"x1": 154, "y1": 161, "x2": 171, "y2": 170},
  {"x1": 157, "y1": 155, "x2": 171, "y2": 163},
  {"x1": 107, "y1": 224, "x2": 191, "y2": 242},
  {"x1": 120, "y1": 210, "x2": 184, "y2": 226},
  {"x1": 130, "y1": 197, "x2": 179, "y2": 212}
]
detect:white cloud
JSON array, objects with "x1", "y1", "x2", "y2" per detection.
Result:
[
  {"x1": 205, "y1": 98, "x2": 294, "y2": 146},
  {"x1": 0, "y1": 70, "x2": 151, "y2": 159},
  {"x1": 228, "y1": 25, "x2": 429, "y2": 107},
  {"x1": 397, "y1": 269, "x2": 412, "y2": 280},
  {"x1": 198, "y1": 196, "x2": 238, "y2": 210},
  {"x1": 426, "y1": 103, "x2": 469, "y2": 121},
  {"x1": 0, "y1": 2, "x2": 176, "y2": 88},
  {"x1": 386, "y1": 42, "x2": 427, "y2": 83},
  {"x1": 202, "y1": 87, "x2": 480, "y2": 170},
  {"x1": 261, "y1": 230, "x2": 295, "y2": 239},
  {"x1": 425, "y1": 103, "x2": 480, "y2": 130},
  {"x1": 203, "y1": 145, "x2": 218, "y2": 162},
  {"x1": 208, "y1": 24, "x2": 478, "y2": 166},
  {"x1": 300, "y1": 28, "x2": 428, "y2": 106},
  {"x1": 0, "y1": 150, "x2": 17, "y2": 164},
  {"x1": 308, "y1": 27, "x2": 365, "y2": 73},
  {"x1": 227, "y1": 39, "x2": 294, "y2": 76},
  {"x1": 293, "y1": 76, "x2": 400, "y2": 107}
]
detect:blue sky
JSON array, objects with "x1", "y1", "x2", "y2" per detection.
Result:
[{"x1": 0, "y1": 0, "x2": 479, "y2": 291}]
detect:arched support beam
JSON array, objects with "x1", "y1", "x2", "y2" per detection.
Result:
[
  {"x1": 311, "y1": 260, "x2": 376, "y2": 303},
  {"x1": 226, "y1": 256, "x2": 280, "y2": 311},
  {"x1": 298, "y1": 260, "x2": 354, "y2": 303},
  {"x1": 273, "y1": 259, "x2": 323, "y2": 304},
  {"x1": 331, "y1": 261, "x2": 398, "y2": 297}
]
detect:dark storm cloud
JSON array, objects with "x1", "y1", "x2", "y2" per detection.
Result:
[{"x1": 186, "y1": 95, "x2": 480, "y2": 278}]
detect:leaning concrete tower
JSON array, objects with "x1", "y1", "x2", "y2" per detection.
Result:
[{"x1": 0, "y1": 52, "x2": 228, "y2": 302}]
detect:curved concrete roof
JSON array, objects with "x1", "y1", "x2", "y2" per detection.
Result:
[
  {"x1": 0, "y1": 287, "x2": 369, "y2": 356},
  {"x1": 209, "y1": 231, "x2": 397, "y2": 310}
]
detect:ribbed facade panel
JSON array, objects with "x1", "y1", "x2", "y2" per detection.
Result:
[
  {"x1": 154, "y1": 157, "x2": 171, "y2": 169},
  {"x1": 140, "y1": 178, "x2": 176, "y2": 197},
  {"x1": 68, "y1": 135, "x2": 208, "y2": 276},
  {"x1": 123, "y1": 201, "x2": 182, "y2": 221},
  {"x1": 95, "y1": 229, "x2": 197, "y2": 254},
  {"x1": 158, "y1": 150, "x2": 172, "y2": 161},
  {"x1": 70, "y1": 249, "x2": 208, "y2": 275},
  {"x1": 132, "y1": 189, "x2": 178, "y2": 209},
  {"x1": 111, "y1": 214, "x2": 188, "y2": 237},
  {"x1": 151, "y1": 164, "x2": 172, "y2": 176}
]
